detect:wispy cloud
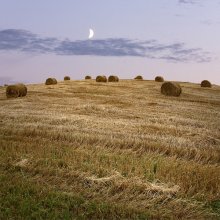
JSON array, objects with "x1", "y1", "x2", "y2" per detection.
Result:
[
  {"x1": 178, "y1": 0, "x2": 199, "y2": 4},
  {"x1": 200, "y1": 19, "x2": 220, "y2": 26},
  {"x1": 0, "y1": 29, "x2": 212, "y2": 63},
  {"x1": 178, "y1": 0, "x2": 212, "y2": 6},
  {"x1": 0, "y1": 29, "x2": 59, "y2": 53}
]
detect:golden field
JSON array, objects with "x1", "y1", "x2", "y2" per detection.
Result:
[{"x1": 0, "y1": 79, "x2": 220, "y2": 219}]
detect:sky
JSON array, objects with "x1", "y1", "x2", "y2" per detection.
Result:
[{"x1": 0, "y1": 0, "x2": 220, "y2": 85}]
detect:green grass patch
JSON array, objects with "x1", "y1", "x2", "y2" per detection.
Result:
[
  {"x1": 0, "y1": 170, "x2": 149, "y2": 219},
  {"x1": 209, "y1": 200, "x2": 220, "y2": 215}
]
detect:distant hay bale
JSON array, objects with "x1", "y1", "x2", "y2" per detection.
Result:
[
  {"x1": 45, "y1": 78, "x2": 57, "y2": 85},
  {"x1": 4, "y1": 84, "x2": 8, "y2": 87},
  {"x1": 161, "y1": 82, "x2": 182, "y2": 97},
  {"x1": 6, "y1": 84, "x2": 27, "y2": 98},
  {"x1": 96, "y1": 75, "x2": 107, "y2": 82},
  {"x1": 108, "y1": 75, "x2": 119, "y2": 82},
  {"x1": 85, "y1": 75, "x2": 92, "y2": 80},
  {"x1": 134, "y1": 75, "x2": 143, "y2": 80},
  {"x1": 155, "y1": 76, "x2": 164, "y2": 82},
  {"x1": 201, "y1": 80, "x2": 212, "y2": 88},
  {"x1": 64, "y1": 76, "x2": 70, "y2": 81}
]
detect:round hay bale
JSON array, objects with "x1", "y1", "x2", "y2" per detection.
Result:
[
  {"x1": 161, "y1": 82, "x2": 182, "y2": 97},
  {"x1": 134, "y1": 75, "x2": 143, "y2": 80},
  {"x1": 96, "y1": 75, "x2": 107, "y2": 82},
  {"x1": 201, "y1": 80, "x2": 212, "y2": 88},
  {"x1": 108, "y1": 75, "x2": 119, "y2": 82},
  {"x1": 64, "y1": 76, "x2": 70, "y2": 81},
  {"x1": 45, "y1": 78, "x2": 57, "y2": 85},
  {"x1": 155, "y1": 76, "x2": 164, "y2": 82},
  {"x1": 6, "y1": 84, "x2": 27, "y2": 98},
  {"x1": 4, "y1": 84, "x2": 8, "y2": 87},
  {"x1": 85, "y1": 75, "x2": 92, "y2": 80}
]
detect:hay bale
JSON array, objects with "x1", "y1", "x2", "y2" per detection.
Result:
[
  {"x1": 6, "y1": 84, "x2": 27, "y2": 98},
  {"x1": 64, "y1": 76, "x2": 70, "y2": 81},
  {"x1": 108, "y1": 75, "x2": 119, "y2": 82},
  {"x1": 4, "y1": 84, "x2": 8, "y2": 87},
  {"x1": 161, "y1": 82, "x2": 182, "y2": 97},
  {"x1": 45, "y1": 78, "x2": 57, "y2": 85},
  {"x1": 134, "y1": 75, "x2": 143, "y2": 80},
  {"x1": 96, "y1": 75, "x2": 107, "y2": 82},
  {"x1": 201, "y1": 80, "x2": 212, "y2": 88},
  {"x1": 85, "y1": 75, "x2": 92, "y2": 80},
  {"x1": 155, "y1": 76, "x2": 164, "y2": 82}
]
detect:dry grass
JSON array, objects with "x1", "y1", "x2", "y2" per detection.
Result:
[
  {"x1": 161, "y1": 81, "x2": 182, "y2": 97},
  {"x1": 6, "y1": 84, "x2": 27, "y2": 98},
  {"x1": 134, "y1": 75, "x2": 143, "y2": 80},
  {"x1": 45, "y1": 78, "x2": 57, "y2": 85},
  {"x1": 155, "y1": 76, "x2": 164, "y2": 82},
  {"x1": 96, "y1": 75, "x2": 107, "y2": 82},
  {"x1": 201, "y1": 80, "x2": 212, "y2": 88},
  {"x1": 0, "y1": 80, "x2": 220, "y2": 219},
  {"x1": 64, "y1": 76, "x2": 71, "y2": 81},
  {"x1": 108, "y1": 75, "x2": 119, "y2": 82},
  {"x1": 85, "y1": 75, "x2": 92, "y2": 80}
]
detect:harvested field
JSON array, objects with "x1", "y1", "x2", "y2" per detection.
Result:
[{"x1": 0, "y1": 80, "x2": 220, "y2": 219}]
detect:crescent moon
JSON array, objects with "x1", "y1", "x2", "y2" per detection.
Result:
[{"x1": 89, "y1": 28, "x2": 94, "y2": 39}]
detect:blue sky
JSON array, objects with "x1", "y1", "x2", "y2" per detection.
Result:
[{"x1": 0, "y1": 0, "x2": 220, "y2": 84}]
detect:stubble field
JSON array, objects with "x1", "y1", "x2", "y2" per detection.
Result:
[{"x1": 0, "y1": 79, "x2": 220, "y2": 219}]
